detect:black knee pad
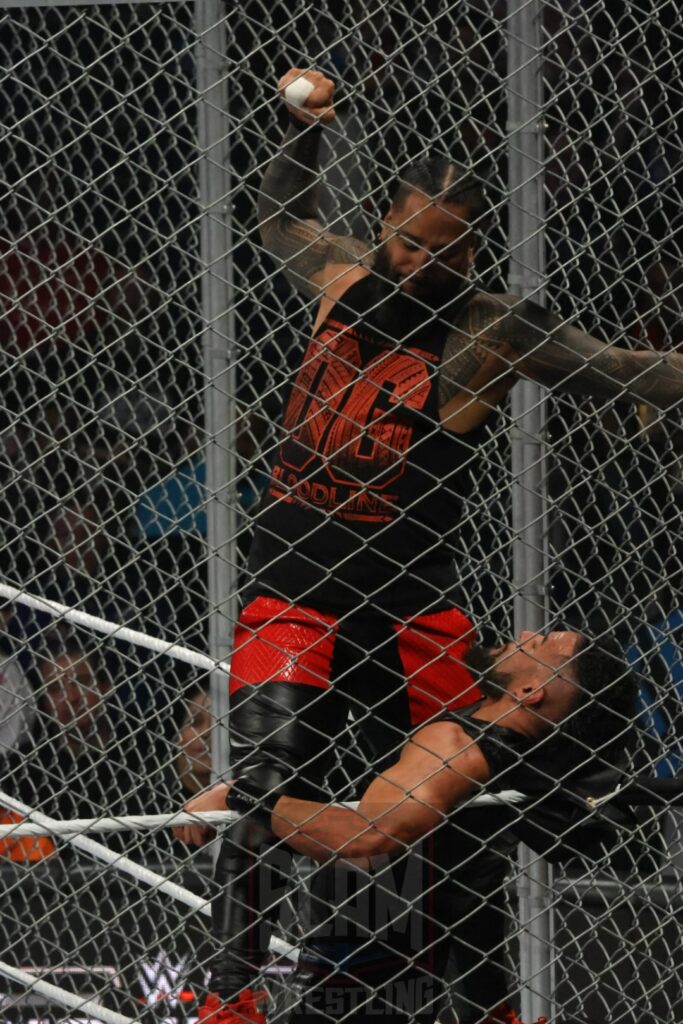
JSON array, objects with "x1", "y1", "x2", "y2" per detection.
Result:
[
  {"x1": 211, "y1": 759, "x2": 293, "y2": 996},
  {"x1": 209, "y1": 684, "x2": 341, "y2": 996},
  {"x1": 229, "y1": 681, "x2": 340, "y2": 798}
]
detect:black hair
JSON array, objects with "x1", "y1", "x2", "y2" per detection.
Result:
[
  {"x1": 559, "y1": 635, "x2": 639, "y2": 764},
  {"x1": 391, "y1": 157, "x2": 489, "y2": 228}
]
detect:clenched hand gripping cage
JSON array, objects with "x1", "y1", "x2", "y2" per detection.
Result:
[{"x1": 1, "y1": 2, "x2": 682, "y2": 1023}]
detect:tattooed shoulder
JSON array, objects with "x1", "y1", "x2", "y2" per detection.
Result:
[
  {"x1": 438, "y1": 291, "x2": 519, "y2": 406},
  {"x1": 271, "y1": 220, "x2": 371, "y2": 297},
  {"x1": 325, "y1": 233, "x2": 372, "y2": 267}
]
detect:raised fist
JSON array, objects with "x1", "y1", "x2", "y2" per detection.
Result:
[{"x1": 278, "y1": 68, "x2": 336, "y2": 124}]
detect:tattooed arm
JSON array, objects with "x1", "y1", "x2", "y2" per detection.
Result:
[
  {"x1": 439, "y1": 292, "x2": 683, "y2": 431},
  {"x1": 258, "y1": 69, "x2": 370, "y2": 298}
]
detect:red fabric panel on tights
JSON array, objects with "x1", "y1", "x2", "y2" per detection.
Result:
[
  {"x1": 394, "y1": 607, "x2": 481, "y2": 726},
  {"x1": 229, "y1": 595, "x2": 338, "y2": 695}
]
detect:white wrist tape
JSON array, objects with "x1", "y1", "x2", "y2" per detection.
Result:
[{"x1": 284, "y1": 77, "x2": 315, "y2": 109}]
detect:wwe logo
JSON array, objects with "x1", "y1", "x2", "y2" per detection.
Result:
[{"x1": 138, "y1": 952, "x2": 191, "y2": 1006}]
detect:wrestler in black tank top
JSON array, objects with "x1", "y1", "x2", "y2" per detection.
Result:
[{"x1": 247, "y1": 275, "x2": 487, "y2": 614}]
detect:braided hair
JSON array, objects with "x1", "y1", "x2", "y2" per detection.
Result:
[{"x1": 391, "y1": 157, "x2": 489, "y2": 228}]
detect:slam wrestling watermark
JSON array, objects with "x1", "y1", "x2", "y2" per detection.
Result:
[
  {"x1": 250, "y1": 831, "x2": 440, "y2": 966},
  {"x1": 291, "y1": 974, "x2": 440, "y2": 1019}
]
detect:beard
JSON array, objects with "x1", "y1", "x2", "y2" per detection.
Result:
[
  {"x1": 363, "y1": 247, "x2": 417, "y2": 341},
  {"x1": 368, "y1": 240, "x2": 471, "y2": 313},
  {"x1": 463, "y1": 644, "x2": 512, "y2": 700},
  {"x1": 364, "y1": 245, "x2": 469, "y2": 342}
]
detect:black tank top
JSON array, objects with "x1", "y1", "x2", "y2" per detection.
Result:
[
  {"x1": 442, "y1": 709, "x2": 536, "y2": 789},
  {"x1": 443, "y1": 708, "x2": 631, "y2": 862},
  {"x1": 247, "y1": 275, "x2": 485, "y2": 614}
]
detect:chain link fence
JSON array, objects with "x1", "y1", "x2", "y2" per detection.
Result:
[{"x1": 0, "y1": 2, "x2": 681, "y2": 1023}]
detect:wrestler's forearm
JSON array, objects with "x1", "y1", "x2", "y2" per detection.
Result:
[
  {"x1": 271, "y1": 797, "x2": 392, "y2": 861},
  {"x1": 615, "y1": 350, "x2": 683, "y2": 409},
  {"x1": 514, "y1": 324, "x2": 683, "y2": 408},
  {"x1": 442, "y1": 295, "x2": 683, "y2": 410},
  {"x1": 271, "y1": 765, "x2": 449, "y2": 862},
  {"x1": 258, "y1": 125, "x2": 323, "y2": 232},
  {"x1": 258, "y1": 125, "x2": 369, "y2": 295},
  {"x1": 257, "y1": 124, "x2": 333, "y2": 285}
]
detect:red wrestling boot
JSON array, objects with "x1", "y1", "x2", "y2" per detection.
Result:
[
  {"x1": 483, "y1": 1004, "x2": 549, "y2": 1024},
  {"x1": 198, "y1": 991, "x2": 268, "y2": 1024},
  {"x1": 483, "y1": 1003, "x2": 523, "y2": 1024}
]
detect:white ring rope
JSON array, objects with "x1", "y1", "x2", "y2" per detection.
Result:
[
  {"x1": 0, "y1": 961, "x2": 132, "y2": 1024},
  {"x1": 0, "y1": 792, "x2": 298, "y2": 968},
  {"x1": 0, "y1": 582, "x2": 231, "y2": 675},
  {"x1": 0, "y1": 794, "x2": 528, "y2": 840},
  {"x1": 0, "y1": 809, "x2": 234, "y2": 838},
  {"x1": 0, "y1": 790, "x2": 211, "y2": 917}
]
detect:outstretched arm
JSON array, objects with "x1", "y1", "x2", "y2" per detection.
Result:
[
  {"x1": 271, "y1": 722, "x2": 490, "y2": 861},
  {"x1": 439, "y1": 293, "x2": 683, "y2": 425},
  {"x1": 258, "y1": 69, "x2": 370, "y2": 298},
  {"x1": 173, "y1": 723, "x2": 490, "y2": 860}
]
